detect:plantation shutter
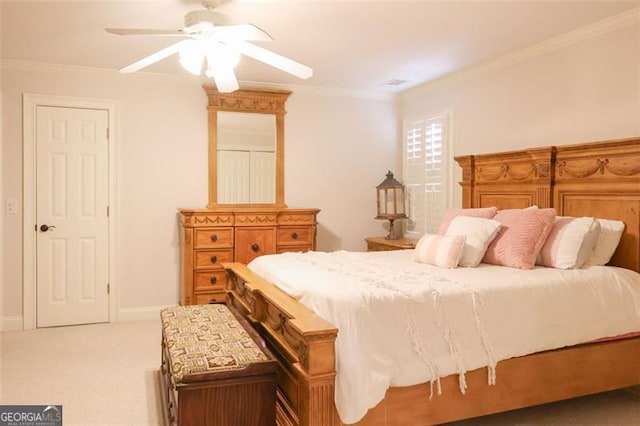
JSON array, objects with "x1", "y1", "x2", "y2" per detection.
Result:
[{"x1": 403, "y1": 114, "x2": 449, "y2": 237}]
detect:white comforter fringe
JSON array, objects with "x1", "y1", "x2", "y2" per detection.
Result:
[{"x1": 402, "y1": 302, "x2": 442, "y2": 398}]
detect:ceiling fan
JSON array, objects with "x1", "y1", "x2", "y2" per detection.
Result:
[{"x1": 106, "y1": 0, "x2": 312, "y2": 92}]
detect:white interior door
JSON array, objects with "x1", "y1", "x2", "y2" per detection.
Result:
[{"x1": 36, "y1": 106, "x2": 110, "y2": 327}]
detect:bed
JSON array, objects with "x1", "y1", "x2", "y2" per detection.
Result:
[{"x1": 223, "y1": 137, "x2": 640, "y2": 426}]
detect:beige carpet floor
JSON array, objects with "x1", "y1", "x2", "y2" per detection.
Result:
[
  {"x1": 0, "y1": 319, "x2": 162, "y2": 425},
  {"x1": 1, "y1": 319, "x2": 639, "y2": 425}
]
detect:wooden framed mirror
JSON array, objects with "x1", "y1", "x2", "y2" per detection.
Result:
[{"x1": 203, "y1": 85, "x2": 291, "y2": 208}]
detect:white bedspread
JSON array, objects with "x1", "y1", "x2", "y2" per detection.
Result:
[{"x1": 248, "y1": 250, "x2": 640, "y2": 424}]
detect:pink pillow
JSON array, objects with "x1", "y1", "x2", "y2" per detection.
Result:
[
  {"x1": 482, "y1": 208, "x2": 556, "y2": 269},
  {"x1": 413, "y1": 234, "x2": 466, "y2": 269},
  {"x1": 438, "y1": 207, "x2": 498, "y2": 234}
]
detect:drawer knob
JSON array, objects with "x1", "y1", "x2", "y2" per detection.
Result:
[
  {"x1": 210, "y1": 255, "x2": 218, "y2": 263},
  {"x1": 210, "y1": 276, "x2": 217, "y2": 284},
  {"x1": 209, "y1": 298, "x2": 217, "y2": 304},
  {"x1": 251, "y1": 243, "x2": 260, "y2": 252},
  {"x1": 210, "y1": 234, "x2": 218, "y2": 242},
  {"x1": 291, "y1": 232, "x2": 298, "y2": 240}
]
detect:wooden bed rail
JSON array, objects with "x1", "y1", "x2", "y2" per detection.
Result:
[{"x1": 222, "y1": 262, "x2": 340, "y2": 426}]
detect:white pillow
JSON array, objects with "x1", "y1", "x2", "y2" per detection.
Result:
[
  {"x1": 445, "y1": 216, "x2": 502, "y2": 267},
  {"x1": 413, "y1": 234, "x2": 466, "y2": 269},
  {"x1": 583, "y1": 219, "x2": 625, "y2": 266},
  {"x1": 537, "y1": 216, "x2": 600, "y2": 269}
]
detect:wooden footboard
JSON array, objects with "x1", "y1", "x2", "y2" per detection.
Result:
[{"x1": 223, "y1": 262, "x2": 340, "y2": 426}]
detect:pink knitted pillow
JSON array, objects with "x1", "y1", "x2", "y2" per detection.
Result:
[
  {"x1": 482, "y1": 208, "x2": 556, "y2": 269},
  {"x1": 438, "y1": 207, "x2": 498, "y2": 234}
]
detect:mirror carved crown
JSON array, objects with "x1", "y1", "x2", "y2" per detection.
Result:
[{"x1": 203, "y1": 84, "x2": 291, "y2": 208}]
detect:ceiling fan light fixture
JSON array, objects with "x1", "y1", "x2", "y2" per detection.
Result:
[
  {"x1": 206, "y1": 42, "x2": 241, "y2": 69},
  {"x1": 178, "y1": 39, "x2": 240, "y2": 77},
  {"x1": 108, "y1": 0, "x2": 313, "y2": 91},
  {"x1": 178, "y1": 40, "x2": 205, "y2": 75},
  {"x1": 202, "y1": 42, "x2": 241, "y2": 92}
]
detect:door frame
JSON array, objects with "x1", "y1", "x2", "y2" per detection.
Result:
[{"x1": 22, "y1": 94, "x2": 119, "y2": 330}]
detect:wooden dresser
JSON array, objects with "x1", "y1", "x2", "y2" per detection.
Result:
[{"x1": 179, "y1": 207, "x2": 319, "y2": 305}]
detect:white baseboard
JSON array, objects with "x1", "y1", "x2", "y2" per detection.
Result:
[
  {"x1": 117, "y1": 305, "x2": 176, "y2": 322},
  {"x1": 1, "y1": 308, "x2": 177, "y2": 330},
  {"x1": 1, "y1": 316, "x2": 24, "y2": 331}
]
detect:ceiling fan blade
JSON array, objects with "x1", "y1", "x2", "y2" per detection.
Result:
[
  {"x1": 120, "y1": 40, "x2": 190, "y2": 73},
  {"x1": 238, "y1": 42, "x2": 312, "y2": 79},
  {"x1": 207, "y1": 66, "x2": 240, "y2": 93},
  {"x1": 213, "y1": 24, "x2": 272, "y2": 42},
  {"x1": 106, "y1": 28, "x2": 185, "y2": 36}
]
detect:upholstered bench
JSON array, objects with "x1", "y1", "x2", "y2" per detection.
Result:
[{"x1": 159, "y1": 304, "x2": 278, "y2": 426}]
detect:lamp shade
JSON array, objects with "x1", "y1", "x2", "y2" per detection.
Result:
[{"x1": 376, "y1": 171, "x2": 407, "y2": 219}]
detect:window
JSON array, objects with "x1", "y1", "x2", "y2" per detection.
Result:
[{"x1": 402, "y1": 113, "x2": 451, "y2": 237}]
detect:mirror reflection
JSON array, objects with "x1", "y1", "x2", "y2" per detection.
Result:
[{"x1": 217, "y1": 111, "x2": 277, "y2": 204}]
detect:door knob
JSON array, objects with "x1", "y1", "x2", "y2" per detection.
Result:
[{"x1": 40, "y1": 224, "x2": 56, "y2": 232}]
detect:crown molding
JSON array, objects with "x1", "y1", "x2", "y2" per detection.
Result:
[
  {"x1": 0, "y1": 59, "x2": 215, "y2": 86},
  {"x1": 239, "y1": 79, "x2": 395, "y2": 101},
  {"x1": 400, "y1": 7, "x2": 640, "y2": 100},
  {"x1": 0, "y1": 59, "x2": 395, "y2": 101}
]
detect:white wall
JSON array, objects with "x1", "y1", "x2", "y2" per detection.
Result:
[
  {"x1": 0, "y1": 65, "x2": 398, "y2": 323},
  {"x1": 400, "y1": 19, "x2": 640, "y2": 206},
  {"x1": 286, "y1": 90, "x2": 400, "y2": 251}
]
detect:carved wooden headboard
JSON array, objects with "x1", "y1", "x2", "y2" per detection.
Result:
[{"x1": 455, "y1": 137, "x2": 640, "y2": 272}]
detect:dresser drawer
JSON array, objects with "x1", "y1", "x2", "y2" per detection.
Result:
[
  {"x1": 194, "y1": 292, "x2": 226, "y2": 305},
  {"x1": 277, "y1": 227, "x2": 312, "y2": 245},
  {"x1": 194, "y1": 249, "x2": 234, "y2": 269},
  {"x1": 235, "y1": 227, "x2": 277, "y2": 264},
  {"x1": 194, "y1": 228, "x2": 233, "y2": 249},
  {"x1": 278, "y1": 212, "x2": 317, "y2": 225},
  {"x1": 194, "y1": 270, "x2": 228, "y2": 291}
]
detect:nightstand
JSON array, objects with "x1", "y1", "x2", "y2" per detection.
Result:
[{"x1": 365, "y1": 237, "x2": 417, "y2": 252}]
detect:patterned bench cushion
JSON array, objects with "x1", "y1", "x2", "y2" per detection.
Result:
[{"x1": 160, "y1": 304, "x2": 269, "y2": 383}]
